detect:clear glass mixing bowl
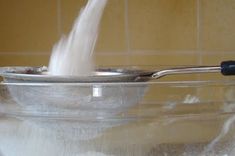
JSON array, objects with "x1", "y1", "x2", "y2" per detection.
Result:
[{"x1": 1, "y1": 77, "x2": 235, "y2": 156}]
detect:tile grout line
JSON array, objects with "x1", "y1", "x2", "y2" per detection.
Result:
[
  {"x1": 0, "y1": 52, "x2": 50, "y2": 56},
  {"x1": 196, "y1": 0, "x2": 202, "y2": 94},
  {"x1": 57, "y1": 0, "x2": 62, "y2": 37},
  {"x1": 197, "y1": 0, "x2": 202, "y2": 65},
  {"x1": 196, "y1": 0, "x2": 202, "y2": 84},
  {"x1": 124, "y1": 0, "x2": 131, "y2": 65},
  {"x1": 1, "y1": 50, "x2": 235, "y2": 56}
]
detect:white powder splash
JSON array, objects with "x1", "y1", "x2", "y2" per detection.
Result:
[
  {"x1": 200, "y1": 88, "x2": 235, "y2": 155},
  {"x1": 203, "y1": 115, "x2": 235, "y2": 155},
  {"x1": 48, "y1": 0, "x2": 107, "y2": 76},
  {"x1": 0, "y1": 1, "x2": 112, "y2": 155}
]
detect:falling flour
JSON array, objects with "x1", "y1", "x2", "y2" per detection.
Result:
[
  {"x1": 49, "y1": 0, "x2": 107, "y2": 76},
  {"x1": 48, "y1": 0, "x2": 108, "y2": 141},
  {"x1": 0, "y1": 0, "x2": 110, "y2": 156}
]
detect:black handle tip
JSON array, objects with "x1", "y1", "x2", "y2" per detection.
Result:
[{"x1": 221, "y1": 61, "x2": 235, "y2": 76}]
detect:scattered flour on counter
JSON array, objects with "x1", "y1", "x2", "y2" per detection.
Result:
[
  {"x1": 183, "y1": 94, "x2": 200, "y2": 104},
  {"x1": 163, "y1": 94, "x2": 200, "y2": 110}
]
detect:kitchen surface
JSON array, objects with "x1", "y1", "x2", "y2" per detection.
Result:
[{"x1": 0, "y1": 0, "x2": 235, "y2": 156}]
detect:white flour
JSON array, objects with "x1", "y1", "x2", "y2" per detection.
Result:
[
  {"x1": 48, "y1": 0, "x2": 107, "y2": 76},
  {"x1": 0, "y1": 0, "x2": 110, "y2": 156},
  {"x1": 203, "y1": 115, "x2": 235, "y2": 155},
  {"x1": 200, "y1": 89, "x2": 235, "y2": 155},
  {"x1": 0, "y1": 119, "x2": 112, "y2": 156}
]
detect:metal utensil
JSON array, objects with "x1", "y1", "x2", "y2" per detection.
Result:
[
  {"x1": 0, "y1": 61, "x2": 235, "y2": 83},
  {"x1": 0, "y1": 60, "x2": 235, "y2": 130}
]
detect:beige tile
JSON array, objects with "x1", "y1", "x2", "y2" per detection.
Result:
[
  {"x1": 0, "y1": 0, "x2": 58, "y2": 52},
  {"x1": 95, "y1": 53, "x2": 198, "y2": 67},
  {"x1": 129, "y1": 54, "x2": 198, "y2": 66},
  {"x1": 96, "y1": 0, "x2": 127, "y2": 52},
  {"x1": 95, "y1": 55, "x2": 129, "y2": 67},
  {"x1": 60, "y1": 0, "x2": 87, "y2": 33},
  {"x1": 201, "y1": 0, "x2": 235, "y2": 51},
  {"x1": 61, "y1": 0, "x2": 127, "y2": 53},
  {"x1": 0, "y1": 54, "x2": 49, "y2": 66},
  {"x1": 201, "y1": 53, "x2": 235, "y2": 65},
  {"x1": 128, "y1": 0, "x2": 197, "y2": 51}
]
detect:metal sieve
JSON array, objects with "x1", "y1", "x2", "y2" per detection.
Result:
[
  {"x1": 1, "y1": 60, "x2": 235, "y2": 141},
  {"x1": 0, "y1": 61, "x2": 235, "y2": 83}
]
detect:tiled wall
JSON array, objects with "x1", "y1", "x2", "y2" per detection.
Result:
[{"x1": 0, "y1": 0, "x2": 235, "y2": 72}]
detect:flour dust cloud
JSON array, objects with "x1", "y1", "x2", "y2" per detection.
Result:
[{"x1": 49, "y1": 0, "x2": 107, "y2": 76}]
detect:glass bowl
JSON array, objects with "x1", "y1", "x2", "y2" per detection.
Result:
[{"x1": 1, "y1": 78, "x2": 235, "y2": 156}]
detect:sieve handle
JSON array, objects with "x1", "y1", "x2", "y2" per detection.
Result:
[
  {"x1": 152, "y1": 61, "x2": 235, "y2": 79},
  {"x1": 221, "y1": 61, "x2": 235, "y2": 75}
]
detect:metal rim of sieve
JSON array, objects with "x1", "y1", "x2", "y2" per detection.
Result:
[
  {"x1": 0, "y1": 61, "x2": 233, "y2": 83},
  {"x1": 0, "y1": 66, "x2": 151, "y2": 83}
]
